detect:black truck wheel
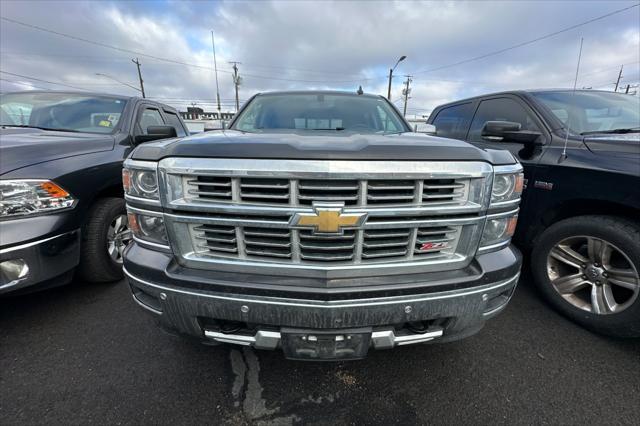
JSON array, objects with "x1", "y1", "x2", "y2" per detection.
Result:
[
  {"x1": 531, "y1": 215, "x2": 640, "y2": 338},
  {"x1": 79, "y1": 198, "x2": 131, "y2": 283}
]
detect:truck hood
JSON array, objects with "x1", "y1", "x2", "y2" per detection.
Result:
[
  {"x1": 0, "y1": 127, "x2": 115, "y2": 175},
  {"x1": 132, "y1": 130, "x2": 515, "y2": 165},
  {"x1": 582, "y1": 133, "x2": 640, "y2": 157}
]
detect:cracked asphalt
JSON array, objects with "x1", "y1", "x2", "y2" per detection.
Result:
[{"x1": 1, "y1": 272, "x2": 639, "y2": 425}]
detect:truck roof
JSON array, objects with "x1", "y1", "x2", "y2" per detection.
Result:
[
  {"x1": 254, "y1": 90, "x2": 383, "y2": 99},
  {"x1": 433, "y1": 88, "x2": 624, "y2": 108},
  {"x1": 1, "y1": 90, "x2": 180, "y2": 111}
]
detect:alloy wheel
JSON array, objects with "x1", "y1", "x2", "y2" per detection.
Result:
[
  {"x1": 546, "y1": 235, "x2": 639, "y2": 315},
  {"x1": 107, "y1": 214, "x2": 132, "y2": 264}
]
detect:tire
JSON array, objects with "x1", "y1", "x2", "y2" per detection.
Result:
[
  {"x1": 531, "y1": 215, "x2": 640, "y2": 338},
  {"x1": 79, "y1": 197, "x2": 130, "y2": 283}
]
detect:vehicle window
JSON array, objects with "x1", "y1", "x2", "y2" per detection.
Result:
[
  {"x1": 0, "y1": 93, "x2": 127, "y2": 134},
  {"x1": 164, "y1": 111, "x2": 187, "y2": 137},
  {"x1": 138, "y1": 108, "x2": 164, "y2": 134},
  {"x1": 431, "y1": 103, "x2": 473, "y2": 139},
  {"x1": 468, "y1": 98, "x2": 540, "y2": 142},
  {"x1": 532, "y1": 91, "x2": 640, "y2": 135},
  {"x1": 232, "y1": 93, "x2": 408, "y2": 134},
  {"x1": 376, "y1": 105, "x2": 401, "y2": 132}
]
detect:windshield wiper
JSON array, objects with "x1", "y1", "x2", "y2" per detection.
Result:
[
  {"x1": 309, "y1": 127, "x2": 346, "y2": 131},
  {"x1": 1, "y1": 124, "x2": 81, "y2": 133},
  {"x1": 580, "y1": 127, "x2": 640, "y2": 135}
]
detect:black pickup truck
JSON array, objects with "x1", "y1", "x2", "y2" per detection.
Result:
[
  {"x1": 0, "y1": 91, "x2": 188, "y2": 294},
  {"x1": 429, "y1": 89, "x2": 640, "y2": 337},
  {"x1": 123, "y1": 90, "x2": 524, "y2": 360}
]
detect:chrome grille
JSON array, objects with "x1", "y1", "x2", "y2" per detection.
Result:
[
  {"x1": 161, "y1": 158, "x2": 493, "y2": 276},
  {"x1": 299, "y1": 229, "x2": 357, "y2": 261},
  {"x1": 298, "y1": 180, "x2": 360, "y2": 206},
  {"x1": 193, "y1": 224, "x2": 237, "y2": 254},
  {"x1": 183, "y1": 177, "x2": 467, "y2": 207},
  {"x1": 190, "y1": 222, "x2": 460, "y2": 263}
]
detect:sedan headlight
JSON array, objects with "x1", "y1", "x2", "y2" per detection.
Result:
[
  {"x1": 0, "y1": 180, "x2": 75, "y2": 218},
  {"x1": 123, "y1": 167, "x2": 159, "y2": 200},
  {"x1": 491, "y1": 172, "x2": 524, "y2": 204},
  {"x1": 479, "y1": 212, "x2": 518, "y2": 251},
  {"x1": 127, "y1": 211, "x2": 168, "y2": 246}
]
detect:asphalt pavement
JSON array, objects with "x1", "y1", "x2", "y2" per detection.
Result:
[{"x1": 1, "y1": 272, "x2": 639, "y2": 425}]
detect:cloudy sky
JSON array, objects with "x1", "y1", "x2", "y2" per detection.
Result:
[{"x1": 1, "y1": 0, "x2": 638, "y2": 117}]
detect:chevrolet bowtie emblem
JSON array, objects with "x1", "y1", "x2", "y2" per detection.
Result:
[{"x1": 290, "y1": 203, "x2": 367, "y2": 234}]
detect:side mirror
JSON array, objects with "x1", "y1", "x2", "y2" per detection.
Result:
[
  {"x1": 414, "y1": 123, "x2": 437, "y2": 135},
  {"x1": 134, "y1": 125, "x2": 178, "y2": 144},
  {"x1": 482, "y1": 121, "x2": 543, "y2": 146}
]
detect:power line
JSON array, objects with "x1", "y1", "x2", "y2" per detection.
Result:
[
  {"x1": 0, "y1": 70, "x2": 92, "y2": 91},
  {"x1": 411, "y1": 3, "x2": 640, "y2": 75},
  {"x1": 0, "y1": 78, "x2": 51, "y2": 91},
  {"x1": 0, "y1": 16, "x2": 237, "y2": 75},
  {"x1": 0, "y1": 16, "x2": 384, "y2": 84}
]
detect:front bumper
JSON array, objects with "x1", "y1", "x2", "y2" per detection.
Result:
[
  {"x1": 0, "y1": 213, "x2": 81, "y2": 294},
  {"x1": 124, "y1": 243, "x2": 522, "y2": 358}
]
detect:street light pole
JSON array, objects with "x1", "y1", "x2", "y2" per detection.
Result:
[{"x1": 387, "y1": 55, "x2": 406, "y2": 100}]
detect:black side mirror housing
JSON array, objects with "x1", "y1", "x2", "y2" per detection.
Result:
[
  {"x1": 134, "y1": 125, "x2": 178, "y2": 144},
  {"x1": 482, "y1": 121, "x2": 543, "y2": 146}
]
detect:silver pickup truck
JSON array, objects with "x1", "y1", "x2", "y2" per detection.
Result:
[{"x1": 122, "y1": 90, "x2": 523, "y2": 360}]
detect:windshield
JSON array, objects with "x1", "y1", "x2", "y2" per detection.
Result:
[
  {"x1": 532, "y1": 91, "x2": 640, "y2": 135},
  {"x1": 0, "y1": 92, "x2": 128, "y2": 134},
  {"x1": 232, "y1": 93, "x2": 409, "y2": 134}
]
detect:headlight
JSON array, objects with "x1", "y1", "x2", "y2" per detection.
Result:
[
  {"x1": 491, "y1": 172, "x2": 524, "y2": 204},
  {"x1": 0, "y1": 180, "x2": 75, "y2": 218},
  {"x1": 123, "y1": 167, "x2": 158, "y2": 200},
  {"x1": 127, "y1": 211, "x2": 168, "y2": 246},
  {"x1": 479, "y1": 212, "x2": 518, "y2": 251}
]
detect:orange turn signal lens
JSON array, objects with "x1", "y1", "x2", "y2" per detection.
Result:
[
  {"x1": 39, "y1": 181, "x2": 70, "y2": 198},
  {"x1": 514, "y1": 173, "x2": 524, "y2": 195},
  {"x1": 506, "y1": 215, "x2": 518, "y2": 237},
  {"x1": 127, "y1": 212, "x2": 140, "y2": 234},
  {"x1": 122, "y1": 169, "x2": 132, "y2": 193}
]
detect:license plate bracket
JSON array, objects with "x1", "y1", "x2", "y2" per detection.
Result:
[{"x1": 280, "y1": 328, "x2": 372, "y2": 361}]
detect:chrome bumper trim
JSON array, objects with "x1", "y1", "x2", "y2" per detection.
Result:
[
  {"x1": 204, "y1": 330, "x2": 281, "y2": 349},
  {"x1": 202, "y1": 327, "x2": 444, "y2": 350},
  {"x1": 0, "y1": 231, "x2": 73, "y2": 254},
  {"x1": 370, "y1": 328, "x2": 444, "y2": 347}
]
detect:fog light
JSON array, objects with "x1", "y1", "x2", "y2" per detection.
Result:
[{"x1": 0, "y1": 259, "x2": 29, "y2": 286}]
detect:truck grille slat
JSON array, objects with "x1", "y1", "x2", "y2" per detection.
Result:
[
  {"x1": 361, "y1": 250, "x2": 408, "y2": 259},
  {"x1": 299, "y1": 242, "x2": 356, "y2": 251},
  {"x1": 188, "y1": 190, "x2": 233, "y2": 197},
  {"x1": 298, "y1": 195, "x2": 360, "y2": 201},
  {"x1": 300, "y1": 253, "x2": 354, "y2": 261}
]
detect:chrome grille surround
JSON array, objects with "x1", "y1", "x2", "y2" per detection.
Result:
[{"x1": 158, "y1": 158, "x2": 494, "y2": 278}]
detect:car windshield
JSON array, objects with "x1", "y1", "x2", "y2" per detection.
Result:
[
  {"x1": 0, "y1": 92, "x2": 128, "y2": 134},
  {"x1": 532, "y1": 91, "x2": 640, "y2": 135},
  {"x1": 232, "y1": 93, "x2": 409, "y2": 134}
]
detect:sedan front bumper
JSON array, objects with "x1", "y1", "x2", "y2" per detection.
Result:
[{"x1": 0, "y1": 230, "x2": 80, "y2": 294}]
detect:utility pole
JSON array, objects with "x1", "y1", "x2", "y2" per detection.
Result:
[
  {"x1": 229, "y1": 61, "x2": 242, "y2": 112},
  {"x1": 614, "y1": 65, "x2": 623, "y2": 92},
  {"x1": 402, "y1": 75, "x2": 412, "y2": 117},
  {"x1": 211, "y1": 31, "x2": 221, "y2": 117},
  {"x1": 132, "y1": 58, "x2": 145, "y2": 98}
]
